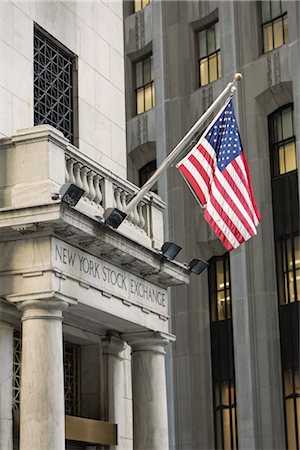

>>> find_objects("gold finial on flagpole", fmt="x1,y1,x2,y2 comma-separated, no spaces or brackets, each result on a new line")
234,72,243,81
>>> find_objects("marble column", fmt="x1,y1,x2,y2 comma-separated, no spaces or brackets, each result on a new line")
123,331,175,450
0,322,14,450
17,297,69,450
102,334,126,450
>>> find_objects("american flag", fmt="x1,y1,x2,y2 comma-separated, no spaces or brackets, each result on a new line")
177,100,261,251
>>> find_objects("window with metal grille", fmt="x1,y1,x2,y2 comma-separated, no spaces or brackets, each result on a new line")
269,104,299,450
198,21,221,87
64,342,80,416
133,0,151,13
135,56,155,115
12,330,22,410
261,0,288,53
34,26,75,143
209,254,238,450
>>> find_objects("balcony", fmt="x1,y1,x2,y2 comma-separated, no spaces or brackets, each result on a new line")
0,125,165,250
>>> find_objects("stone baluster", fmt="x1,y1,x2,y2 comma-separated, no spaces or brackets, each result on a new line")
132,205,140,227
66,157,76,184
94,175,102,206
74,162,83,189
87,171,96,202
81,167,89,198
115,187,123,212
137,203,146,230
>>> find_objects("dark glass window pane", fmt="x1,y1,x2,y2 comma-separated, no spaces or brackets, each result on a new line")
271,0,282,18
136,61,143,88
207,24,216,54
262,0,271,22
199,30,207,58
143,58,151,84
281,107,293,140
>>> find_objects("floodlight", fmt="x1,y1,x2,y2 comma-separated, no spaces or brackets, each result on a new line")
161,242,182,261
188,258,209,275
58,183,85,207
104,208,127,229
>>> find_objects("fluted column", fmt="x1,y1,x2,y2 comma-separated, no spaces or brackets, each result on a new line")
102,334,126,450
0,322,14,450
17,297,69,450
123,331,175,450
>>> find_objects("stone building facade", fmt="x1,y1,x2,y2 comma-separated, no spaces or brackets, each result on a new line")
0,2,189,450
124,1,299,450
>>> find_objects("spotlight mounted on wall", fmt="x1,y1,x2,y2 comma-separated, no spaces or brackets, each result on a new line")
161,242,182,261
188,258,209,275
52,183,85,207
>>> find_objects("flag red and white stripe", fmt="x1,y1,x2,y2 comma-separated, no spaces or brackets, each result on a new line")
177,100,260,251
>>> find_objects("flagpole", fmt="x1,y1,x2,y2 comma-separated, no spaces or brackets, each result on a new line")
105,73,242,228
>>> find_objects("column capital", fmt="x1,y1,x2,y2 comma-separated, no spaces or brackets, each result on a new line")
6,291,77,322
102,333,126,357
122,331,176,354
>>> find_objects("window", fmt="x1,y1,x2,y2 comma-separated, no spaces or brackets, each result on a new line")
269,104,299,449
13,330,22,410
139,159,157,188
215,381,238,450
269,105,296,176
284,368,300,450
209,254,231,321
64,342,80,416
134,0,151,13
34,26,76,143
261,0,288,53
198,21,221,87
209,254,238,449
276,235,300,305
135,56,155,115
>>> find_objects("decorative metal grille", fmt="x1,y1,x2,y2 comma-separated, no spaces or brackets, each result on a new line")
34,27,74,142
64,342,80,416
13,330,22,410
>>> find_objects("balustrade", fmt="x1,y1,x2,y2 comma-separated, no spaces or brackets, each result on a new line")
65,148,153,239
0,125,165,250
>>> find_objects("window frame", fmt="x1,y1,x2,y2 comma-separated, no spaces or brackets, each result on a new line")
33,25,77,144
268,104,296,178
197,20,222,88
209,253,238,450
261,0,288,53
134,55,155,115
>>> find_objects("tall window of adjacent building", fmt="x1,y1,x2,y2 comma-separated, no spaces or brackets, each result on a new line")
135,55,155,115
198,21,221,87
133,0,151,13
269,104,299,450
34,26,76,143
262,0,288,53
209,254,238,450
64,341,81,416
